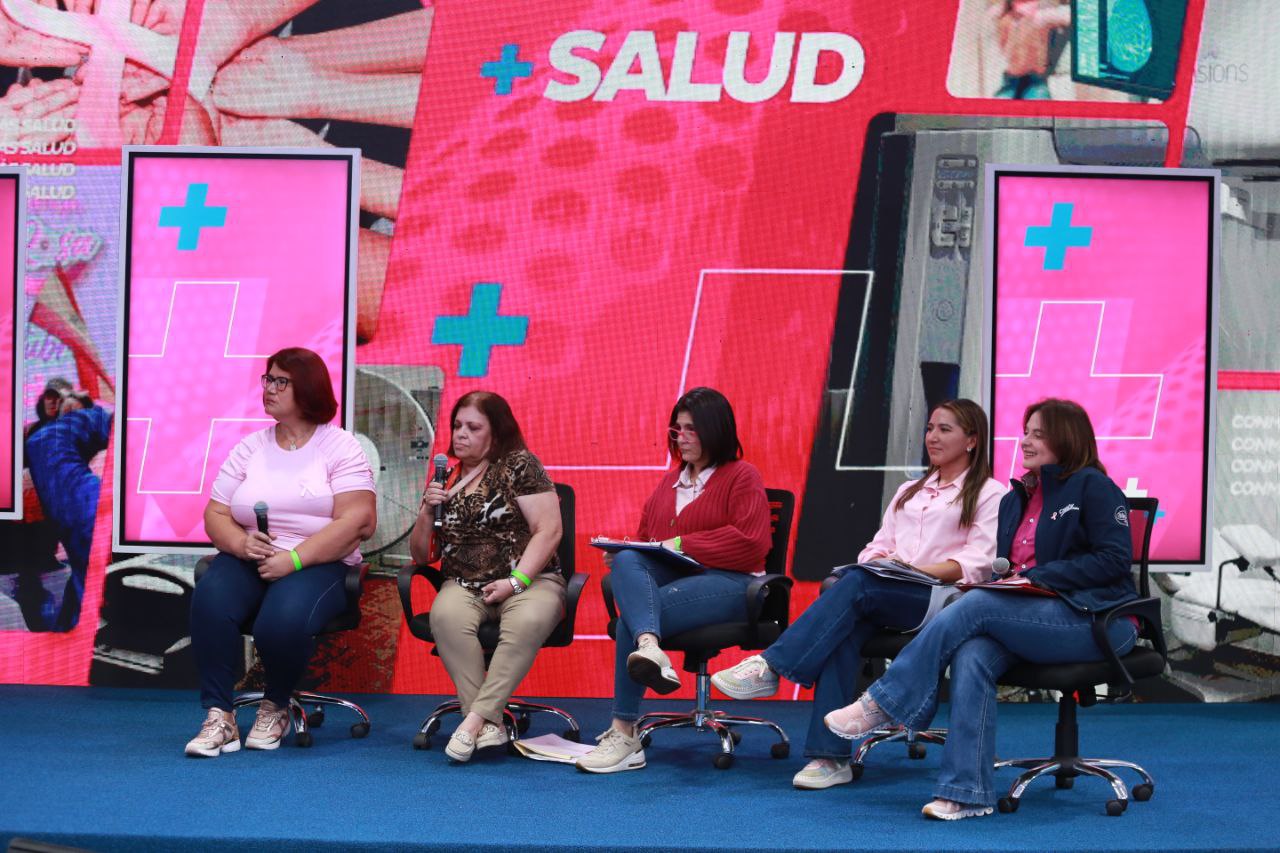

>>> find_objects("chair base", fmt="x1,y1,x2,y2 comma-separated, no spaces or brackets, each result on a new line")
414,697,581,750
636,672,790,769
850,725,947,776
233,690,370,748
995,754,1155,816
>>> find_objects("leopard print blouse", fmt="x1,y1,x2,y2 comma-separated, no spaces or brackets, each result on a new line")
439,449,558,583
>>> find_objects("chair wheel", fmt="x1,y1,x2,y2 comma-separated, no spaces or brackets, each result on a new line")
998,797,1018,813
563,729,581,743
1055,775,1075,789
516,715,532,734
309,710,325,728
907,743,926,760
1106,799,1127,816
1132,783,1153,802
295,731,313,748
413,733,432,750
848,763,864,781
713,753,734,770
729,730,743,745
640,734,652,748
350,722,370,739
770,742,790,759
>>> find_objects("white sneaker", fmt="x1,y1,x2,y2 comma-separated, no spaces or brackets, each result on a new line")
626,644,681,695
476,722,509,749
921,799,994,821
243,699,291,750
792,758,854,789
711,654,780,700
575,727,646,774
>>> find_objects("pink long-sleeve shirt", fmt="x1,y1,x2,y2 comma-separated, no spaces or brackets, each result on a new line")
858,470,1007,583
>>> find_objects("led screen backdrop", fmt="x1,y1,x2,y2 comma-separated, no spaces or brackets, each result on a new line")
988,166,1217,568
0,170,21,518
114,148,358,553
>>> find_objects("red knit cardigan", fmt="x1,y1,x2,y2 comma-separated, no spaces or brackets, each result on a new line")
635,460,772,573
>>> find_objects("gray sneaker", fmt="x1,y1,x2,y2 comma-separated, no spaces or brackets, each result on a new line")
711,654,780,700
626,644,681,694
575,727,646,774
184,709,241,757
792,758,854,789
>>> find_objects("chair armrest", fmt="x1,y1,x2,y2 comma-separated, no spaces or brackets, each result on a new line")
1089,596,1165,687
600,572,617,623
561,573,590,631
744,573,793,646
396,563,445,625
344,564,366,601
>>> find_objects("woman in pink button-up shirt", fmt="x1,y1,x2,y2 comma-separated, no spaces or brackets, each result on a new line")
710,399,1005,790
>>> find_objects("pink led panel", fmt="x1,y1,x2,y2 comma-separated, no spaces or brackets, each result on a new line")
0,171,20,518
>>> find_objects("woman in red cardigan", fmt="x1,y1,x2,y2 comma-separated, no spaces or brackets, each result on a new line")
575,387,772,773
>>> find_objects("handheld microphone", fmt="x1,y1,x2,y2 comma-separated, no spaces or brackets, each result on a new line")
431,453,449,529
253,501,270,537
991,557,1011,578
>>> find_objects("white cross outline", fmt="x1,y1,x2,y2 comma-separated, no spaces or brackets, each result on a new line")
126,279,272,495
994,299,1165,475
544,268,874,472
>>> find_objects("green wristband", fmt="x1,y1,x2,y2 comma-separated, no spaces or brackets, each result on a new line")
672,536,682,553
290,549,303,572
511,568,532,588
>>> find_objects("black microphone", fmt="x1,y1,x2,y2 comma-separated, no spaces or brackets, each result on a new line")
431,453,449,529
991,557,1011,578
253,501,270,537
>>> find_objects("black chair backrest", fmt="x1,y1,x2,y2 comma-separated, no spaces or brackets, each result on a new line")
554,482,575,581
763,488,795,577
1125,496,1158,599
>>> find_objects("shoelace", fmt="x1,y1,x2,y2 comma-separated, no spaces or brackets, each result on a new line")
737,656,769,678
253,706,287,732
198,713,231,740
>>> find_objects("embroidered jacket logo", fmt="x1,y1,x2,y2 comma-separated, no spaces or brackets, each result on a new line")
544,31,866,104
1050,503,1080,521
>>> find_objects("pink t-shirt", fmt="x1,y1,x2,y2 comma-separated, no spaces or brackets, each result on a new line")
210,423,375,566
858,470,1007,584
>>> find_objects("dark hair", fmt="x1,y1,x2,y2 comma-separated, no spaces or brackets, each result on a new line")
1024,398,1105,477
34,377,73,424
450,390,527,462
894,399,993,528
266,347,338,424
667,386,743,467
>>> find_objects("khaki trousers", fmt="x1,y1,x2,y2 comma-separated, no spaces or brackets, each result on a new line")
429,572,566,723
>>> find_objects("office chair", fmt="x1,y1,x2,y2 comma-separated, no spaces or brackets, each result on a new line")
193,557,371,747
994,496,1166,815
398,483,588,747
601,488,796,769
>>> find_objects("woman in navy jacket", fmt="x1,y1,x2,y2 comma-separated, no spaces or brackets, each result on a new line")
822,398,1139,820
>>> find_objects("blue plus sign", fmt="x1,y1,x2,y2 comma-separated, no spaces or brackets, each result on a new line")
1024,202,1092,271
432,283,528,377
481,44,533,95
158,183,227,251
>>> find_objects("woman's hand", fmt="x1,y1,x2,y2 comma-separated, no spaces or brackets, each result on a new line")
241,530,274,562
257,549,295,581
480,578,515,606
420,481,448,514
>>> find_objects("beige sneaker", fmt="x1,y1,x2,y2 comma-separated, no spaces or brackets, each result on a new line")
792,758,854,789
185,708,241,757
244,700,291,750
921,798,994,821
575,727,646,774
626,644,681,694
476,722,509,749
824,694,890,740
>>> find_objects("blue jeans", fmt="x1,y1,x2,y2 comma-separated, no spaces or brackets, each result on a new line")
609,549,753,721
866,590,1138,806
995,73,1052,99
190,552,350,711
762,569,930,758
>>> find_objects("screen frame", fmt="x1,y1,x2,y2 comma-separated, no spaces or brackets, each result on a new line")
112,146,361,554
0,167,24,519
982,163,1221,571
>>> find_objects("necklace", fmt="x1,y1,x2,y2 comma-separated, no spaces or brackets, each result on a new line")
281,425,315,451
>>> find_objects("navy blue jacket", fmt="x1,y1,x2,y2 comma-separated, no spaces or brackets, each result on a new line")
996,464,1136,613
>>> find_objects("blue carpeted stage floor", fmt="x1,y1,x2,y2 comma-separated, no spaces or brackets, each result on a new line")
1,686,1277,852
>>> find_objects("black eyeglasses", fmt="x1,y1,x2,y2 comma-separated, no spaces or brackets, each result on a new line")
260,374,291,392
